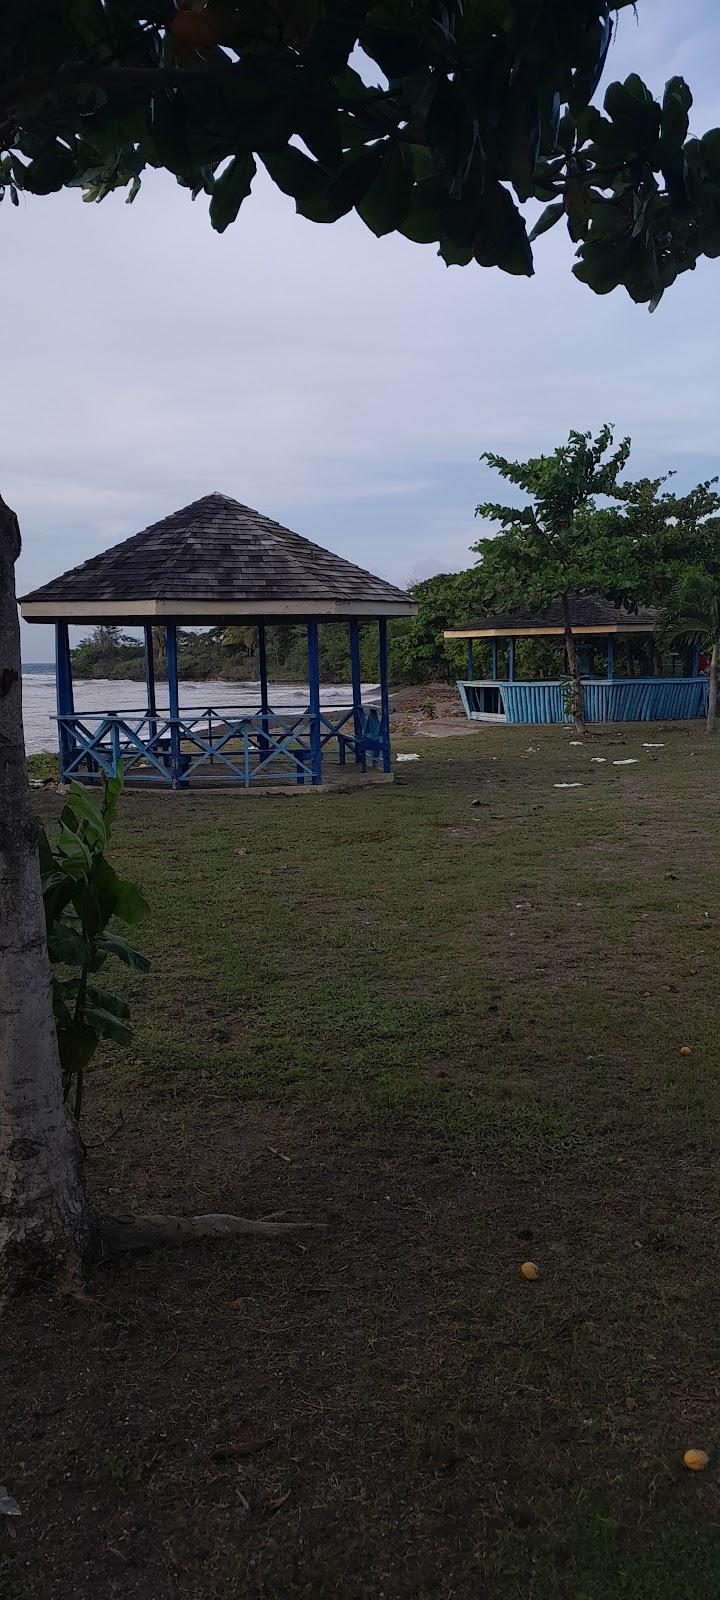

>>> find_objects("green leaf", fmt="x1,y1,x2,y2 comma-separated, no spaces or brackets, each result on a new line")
64,781,107,847
438,234,474,268
700,129,720,181
324,149,384,221
496,70,540,203
292,71,342,167
101,767,125,837
85,987,132,1045
209,153,257,233
603,75,661,160
47,924,92,968
661,76,692,155
55,823,93,874
528,199,564,242
259,146,330,222
114,878,150,926
357,145,413,237
56,1019,98,1081
96,932,150,973
18,147,77,195
474,181,534,278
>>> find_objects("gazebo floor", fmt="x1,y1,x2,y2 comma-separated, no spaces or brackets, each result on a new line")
118,760,394,795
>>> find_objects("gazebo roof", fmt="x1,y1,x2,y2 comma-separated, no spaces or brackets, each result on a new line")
444,592,658,639
20,492,416,622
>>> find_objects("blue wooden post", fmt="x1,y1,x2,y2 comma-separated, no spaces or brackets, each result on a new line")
349,618,363,760
378,617,391,774
691,641,700,676
166,623,183,787
55,622,74,778
466,640,474,680
307,620,322,785
143,624,157,744
258,621,269,757
491,639,498,679
607,635,614,679
507,637,515,682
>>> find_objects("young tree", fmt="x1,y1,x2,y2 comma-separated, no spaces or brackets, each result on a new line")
2,3,720,308
662,571,720,735
611,476,720,733
474,427,631,730
395,569,487,683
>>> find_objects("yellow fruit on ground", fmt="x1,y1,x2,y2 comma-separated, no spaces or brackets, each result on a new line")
680,1044,693,1055
683,1449,709,1471
520,1261,539,1281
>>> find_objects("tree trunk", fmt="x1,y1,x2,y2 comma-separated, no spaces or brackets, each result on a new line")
707,641,718,735
561,592,586,733
0,497,89,1293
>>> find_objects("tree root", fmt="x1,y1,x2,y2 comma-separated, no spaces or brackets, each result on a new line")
92,1211,324,1257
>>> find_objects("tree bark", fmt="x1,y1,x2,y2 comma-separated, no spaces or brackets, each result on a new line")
0,497,89,1293
707,641,718,735
561,592,586,733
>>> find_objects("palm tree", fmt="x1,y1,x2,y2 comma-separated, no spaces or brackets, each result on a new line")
662,570,720,734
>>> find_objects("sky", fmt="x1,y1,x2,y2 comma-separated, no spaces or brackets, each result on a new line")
6,1,720,661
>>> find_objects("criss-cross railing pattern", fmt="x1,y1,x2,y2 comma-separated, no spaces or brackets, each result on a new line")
55,701,383,787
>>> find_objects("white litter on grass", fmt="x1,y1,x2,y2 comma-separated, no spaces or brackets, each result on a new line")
643,742,665,748
0,1488,21,1519
554,782,583,789
613,758,638,766
396,753,419,762
569,740,584,746
590,757,607,764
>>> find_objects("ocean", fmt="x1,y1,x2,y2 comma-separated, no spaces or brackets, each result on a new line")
21,666,379,757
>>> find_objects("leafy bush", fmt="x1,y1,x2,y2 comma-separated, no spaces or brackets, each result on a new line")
27,750,60,782
38,767,150,1120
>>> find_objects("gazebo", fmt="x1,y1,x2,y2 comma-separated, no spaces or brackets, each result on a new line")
444,593,706,724
20,492,416,788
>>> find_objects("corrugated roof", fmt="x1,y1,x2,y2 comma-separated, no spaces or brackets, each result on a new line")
445,592,658,637
20,493,414,617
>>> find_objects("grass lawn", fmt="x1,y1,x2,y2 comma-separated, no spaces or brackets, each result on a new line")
5,722,720,1598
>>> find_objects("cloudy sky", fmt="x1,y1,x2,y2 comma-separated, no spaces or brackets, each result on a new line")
7,0,720,660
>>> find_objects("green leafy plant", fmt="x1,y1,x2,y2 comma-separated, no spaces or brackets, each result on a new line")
37,767,150,1121
2,3,720,306
660,570,720,735
26,750,60,782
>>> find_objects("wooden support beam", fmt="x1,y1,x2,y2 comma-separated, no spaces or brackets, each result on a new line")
507,637,515,682
307,620,322,785
55,621,74,779
166,624,184,788
378,617,391,774
258,621,269,755
349,619,362,761
466,639,474,680
491,640,498,679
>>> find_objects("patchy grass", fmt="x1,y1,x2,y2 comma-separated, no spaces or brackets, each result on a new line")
5,723,720,1598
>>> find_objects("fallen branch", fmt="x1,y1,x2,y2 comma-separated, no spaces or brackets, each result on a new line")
94,1211,324,1256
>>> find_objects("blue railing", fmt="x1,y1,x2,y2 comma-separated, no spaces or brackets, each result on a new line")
55,702,385,787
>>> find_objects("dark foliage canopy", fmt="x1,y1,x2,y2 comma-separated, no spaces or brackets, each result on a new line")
2,1,718,305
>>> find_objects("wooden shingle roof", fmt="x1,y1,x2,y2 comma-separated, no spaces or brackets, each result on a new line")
20,493,416,622
444,592,658,639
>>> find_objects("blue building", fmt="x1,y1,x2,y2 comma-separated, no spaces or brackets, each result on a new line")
444,593,705,725
21,493,416,788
